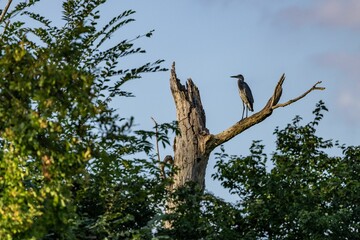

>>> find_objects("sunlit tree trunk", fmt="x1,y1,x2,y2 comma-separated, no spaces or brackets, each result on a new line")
169,65,210,191
168,62,324,192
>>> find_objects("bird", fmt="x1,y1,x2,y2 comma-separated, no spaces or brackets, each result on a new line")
231,74,254,119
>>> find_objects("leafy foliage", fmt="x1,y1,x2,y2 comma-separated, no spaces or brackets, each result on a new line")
0,0,168,239
1,1,359,239
213,101,360,239
158,182,242,240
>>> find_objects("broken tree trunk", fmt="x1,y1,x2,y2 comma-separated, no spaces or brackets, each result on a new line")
169,64,210,191
169,62,324,191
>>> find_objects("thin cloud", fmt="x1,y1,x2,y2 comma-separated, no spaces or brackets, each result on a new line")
314,51,360,122
338,86,360,123
315,52,360,77
274,0,360,29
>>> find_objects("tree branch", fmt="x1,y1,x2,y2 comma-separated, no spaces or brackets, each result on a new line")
151,117,163,177
151,117,175,179
272,81,325,109
0,0,13,23
151,117,161,162
205,75,325,154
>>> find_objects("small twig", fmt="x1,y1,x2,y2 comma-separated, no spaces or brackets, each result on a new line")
151,117,174,179
151,117,162,175
0,0,13,23
272,81,325,109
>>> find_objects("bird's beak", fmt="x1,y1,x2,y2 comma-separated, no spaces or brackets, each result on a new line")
230,75,237,78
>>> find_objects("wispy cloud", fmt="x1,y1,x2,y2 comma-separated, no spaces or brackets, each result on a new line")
274,0,360,29
338,85,360,123
314,51,360,121
315,52,360,77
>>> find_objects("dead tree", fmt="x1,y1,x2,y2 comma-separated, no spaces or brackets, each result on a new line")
169,62,324,192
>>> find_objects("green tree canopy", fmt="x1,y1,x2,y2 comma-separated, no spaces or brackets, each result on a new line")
1,1,359,239
213,101,360,239
154,101,359,240
0,0,168,239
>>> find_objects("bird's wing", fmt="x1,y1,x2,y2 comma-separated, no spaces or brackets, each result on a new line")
244,83,254,104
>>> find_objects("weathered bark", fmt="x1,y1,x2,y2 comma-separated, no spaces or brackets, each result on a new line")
169,64,210,191
169,62,324,191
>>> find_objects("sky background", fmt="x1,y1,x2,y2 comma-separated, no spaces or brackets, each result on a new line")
24,0,360,202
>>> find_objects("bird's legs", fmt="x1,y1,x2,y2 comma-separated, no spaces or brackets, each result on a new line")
241,103,245,119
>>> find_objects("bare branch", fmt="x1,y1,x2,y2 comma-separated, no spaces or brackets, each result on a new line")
151,117,161,164
0,0,13,23
151,117,175,179
167,63,325,194
205,75,325,154
269,73,285,106
272,81,325,109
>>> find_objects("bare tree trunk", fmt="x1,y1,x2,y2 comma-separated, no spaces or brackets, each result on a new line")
168,62,324,191
169,64,210,191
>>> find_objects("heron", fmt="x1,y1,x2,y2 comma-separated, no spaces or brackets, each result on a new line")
231,74,254,119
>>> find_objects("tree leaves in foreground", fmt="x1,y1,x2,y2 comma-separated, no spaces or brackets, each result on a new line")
213,101,360,239
0,0,167,239
1,1,359,239
157,101,359,240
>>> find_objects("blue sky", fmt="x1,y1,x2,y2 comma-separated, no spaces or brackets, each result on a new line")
27,0,360,201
